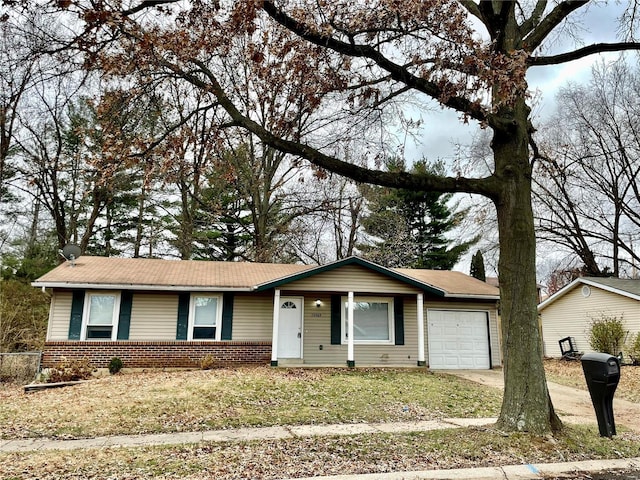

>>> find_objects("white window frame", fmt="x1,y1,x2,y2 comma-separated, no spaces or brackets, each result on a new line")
188,293,223,341
81,291,121,341
341,296,394,345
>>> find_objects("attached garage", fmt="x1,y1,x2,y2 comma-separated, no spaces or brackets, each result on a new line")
427,310,491,369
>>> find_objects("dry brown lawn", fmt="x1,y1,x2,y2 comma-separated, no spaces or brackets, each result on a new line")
544,358,640,403
0,367,502,440
2,425,640,480
1,365,639,479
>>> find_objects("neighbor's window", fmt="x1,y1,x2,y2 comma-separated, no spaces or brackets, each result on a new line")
84,292,119,340
342,297,394,344
189,294,222,340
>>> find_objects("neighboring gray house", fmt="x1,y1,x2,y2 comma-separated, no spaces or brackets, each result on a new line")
33,256,501,370
538,277,640,357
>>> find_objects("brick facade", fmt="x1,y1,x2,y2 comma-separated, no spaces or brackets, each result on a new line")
42,341,272,369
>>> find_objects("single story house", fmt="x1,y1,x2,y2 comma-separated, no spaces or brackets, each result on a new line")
33,256,501,370
538,276,640,357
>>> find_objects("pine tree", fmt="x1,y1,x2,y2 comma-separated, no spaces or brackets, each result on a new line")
359,158,477,269
470,250,486,282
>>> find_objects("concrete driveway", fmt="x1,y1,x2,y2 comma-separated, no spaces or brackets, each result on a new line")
442,369,640,432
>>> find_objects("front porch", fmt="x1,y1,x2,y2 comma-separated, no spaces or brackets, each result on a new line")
269,289,427,368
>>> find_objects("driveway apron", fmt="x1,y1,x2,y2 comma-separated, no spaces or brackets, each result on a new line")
442,369,640,432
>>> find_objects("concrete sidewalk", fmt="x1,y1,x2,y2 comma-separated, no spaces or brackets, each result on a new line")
2,417,640,479
292,457,640,480
0,417,494,452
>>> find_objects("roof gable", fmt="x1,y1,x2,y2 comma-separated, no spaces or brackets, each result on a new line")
254,256,446,296
538,276,640,311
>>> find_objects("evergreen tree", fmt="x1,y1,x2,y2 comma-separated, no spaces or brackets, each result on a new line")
470,250,486,282
189,165,254,262
359,158,477,269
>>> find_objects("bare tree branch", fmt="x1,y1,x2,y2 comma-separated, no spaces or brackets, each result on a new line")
530,42,640,66
122,0,178,17
157,54,496,198
262,1,488,123
520,1,548,38
523,0,588,51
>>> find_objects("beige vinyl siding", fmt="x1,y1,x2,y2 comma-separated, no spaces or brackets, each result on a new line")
301,296,499,367
128,293,179,340
541,286,640,357
232,293,273,341
47,291,73,340
424,301,500,368
302,295,419,366
284,265,422,295
129,292,272,341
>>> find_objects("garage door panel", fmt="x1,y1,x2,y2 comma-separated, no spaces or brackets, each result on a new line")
458,357,476,368
427,310,490,370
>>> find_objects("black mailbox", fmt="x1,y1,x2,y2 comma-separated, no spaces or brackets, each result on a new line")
581,352,620,437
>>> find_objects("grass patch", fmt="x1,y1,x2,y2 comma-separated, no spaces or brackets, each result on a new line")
1,425,638,479
0,367,502,439
544,358,640,403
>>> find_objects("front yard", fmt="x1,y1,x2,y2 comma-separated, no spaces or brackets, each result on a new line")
0,367,501,440
1,365,639,479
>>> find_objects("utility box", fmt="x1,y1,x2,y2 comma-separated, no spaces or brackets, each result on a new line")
580,352,620,437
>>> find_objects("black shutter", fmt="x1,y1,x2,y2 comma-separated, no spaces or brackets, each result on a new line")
221,293,234,340
176,292,190,340
331,294,341,345
117,291,133,340
394,296,405,345
68,290,85,340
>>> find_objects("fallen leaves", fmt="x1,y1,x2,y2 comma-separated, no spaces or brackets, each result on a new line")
0,367,501,440
2,426,640,480
544,358,640,403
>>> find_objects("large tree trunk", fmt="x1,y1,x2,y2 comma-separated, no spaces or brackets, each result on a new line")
493,101,562,434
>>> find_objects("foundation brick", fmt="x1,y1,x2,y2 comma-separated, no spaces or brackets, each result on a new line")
42,341,272,369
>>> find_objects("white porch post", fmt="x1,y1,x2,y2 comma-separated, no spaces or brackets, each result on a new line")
417,293,426,367
347,291,355,368
271,289,281,367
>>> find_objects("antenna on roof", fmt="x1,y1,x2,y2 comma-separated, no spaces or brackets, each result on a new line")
60,244,82,267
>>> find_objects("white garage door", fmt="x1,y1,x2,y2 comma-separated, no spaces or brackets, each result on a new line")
427,310,490,369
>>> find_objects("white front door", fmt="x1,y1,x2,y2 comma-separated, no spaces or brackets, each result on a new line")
278,297,303,358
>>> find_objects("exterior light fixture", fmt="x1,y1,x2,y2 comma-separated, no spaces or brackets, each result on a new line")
315,299,322,307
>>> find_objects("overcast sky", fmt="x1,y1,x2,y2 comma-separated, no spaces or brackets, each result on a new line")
404,2,632,165
402,2,636,278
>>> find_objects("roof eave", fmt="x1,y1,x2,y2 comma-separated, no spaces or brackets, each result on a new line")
443,293,500,300
31,281,254,292
538,276,640,312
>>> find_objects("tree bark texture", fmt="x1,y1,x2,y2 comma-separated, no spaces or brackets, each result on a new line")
492,101,562,433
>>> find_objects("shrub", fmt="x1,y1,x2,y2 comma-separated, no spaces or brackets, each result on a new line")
199,354,218,370
0,353,40,384
47,357,94,383
108,357,124,374
0,279,50,352
626,332,640,365
588,314,627,355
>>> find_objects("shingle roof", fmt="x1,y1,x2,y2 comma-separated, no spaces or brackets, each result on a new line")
33,256,312,290
582,277,640,297
395,268,500,297
33,256,500,298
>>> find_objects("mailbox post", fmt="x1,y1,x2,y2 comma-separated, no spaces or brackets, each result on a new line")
580,352,620,437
